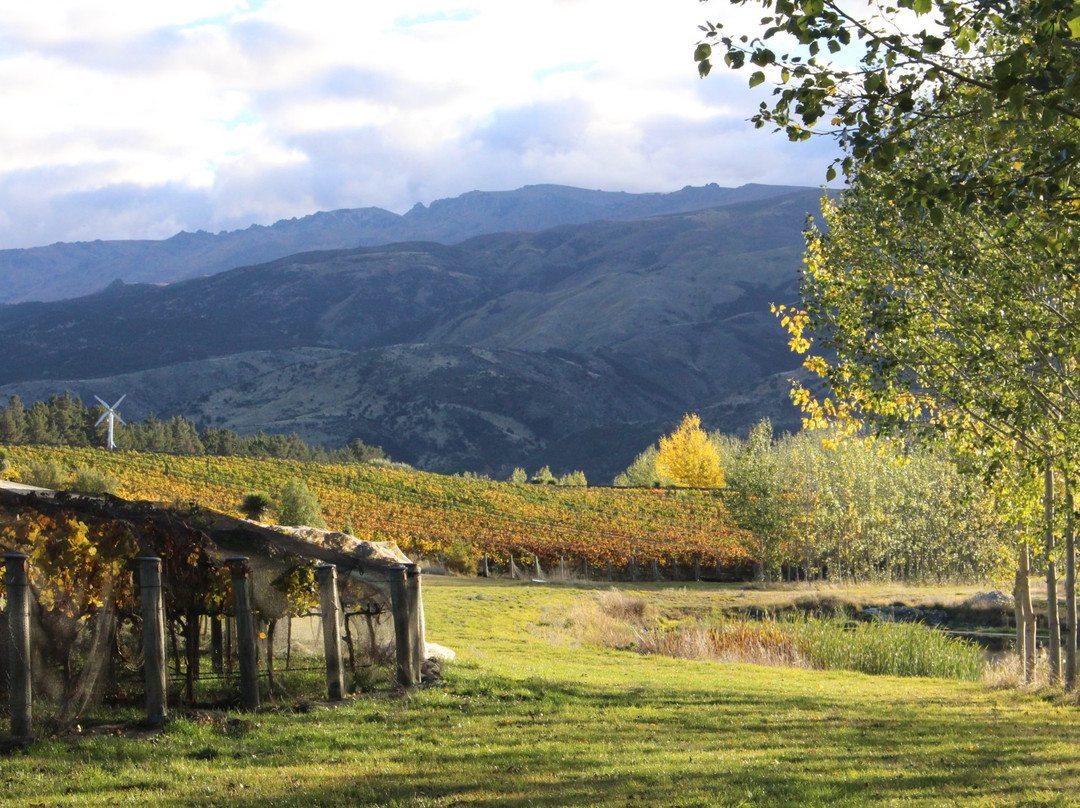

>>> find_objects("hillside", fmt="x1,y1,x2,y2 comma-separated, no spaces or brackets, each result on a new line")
0,445,747,571
0,189,820,478
0,183,806,304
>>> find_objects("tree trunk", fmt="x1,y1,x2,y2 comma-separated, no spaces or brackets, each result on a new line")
1016,543,1036,684
1046,460,1061,684
1066,474,1077,691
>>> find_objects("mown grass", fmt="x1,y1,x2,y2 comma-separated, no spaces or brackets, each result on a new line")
3,579,1080,806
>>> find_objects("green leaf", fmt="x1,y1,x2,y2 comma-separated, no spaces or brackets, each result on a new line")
913,0,931,14
694,43,712,62
749,70,766,88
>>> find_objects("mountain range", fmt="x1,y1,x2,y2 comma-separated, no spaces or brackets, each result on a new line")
0,183,824,481
0,183,809,305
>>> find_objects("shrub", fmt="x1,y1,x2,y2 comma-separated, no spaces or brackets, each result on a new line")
240,491,272,521
20,460,69,489
530,466,556,485
509,467,528,484
441,541,478,575
557,470,587,486
68,466,118,495
277,478,326,528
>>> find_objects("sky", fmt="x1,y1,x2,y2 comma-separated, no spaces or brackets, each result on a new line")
0,0,840,250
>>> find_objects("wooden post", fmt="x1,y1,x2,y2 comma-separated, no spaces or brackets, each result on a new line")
482,554,490,578
5,553,31,737
405,564,424,685
265,619,276,698
652,558,660,582
509,555,518,579
694,558,702,582
559,555,567,579
583,558,589,580
225,616,234,674
210,615,224,675
226,558,260,711
606,560,614,582
388,566,414,687
630,557,637,582
316,565,345,700
137,557,167,725
534,556,542,580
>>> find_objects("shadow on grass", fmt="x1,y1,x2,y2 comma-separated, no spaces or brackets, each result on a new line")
17,663,1078,808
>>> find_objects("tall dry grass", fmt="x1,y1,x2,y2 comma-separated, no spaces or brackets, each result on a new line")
574,590,985,680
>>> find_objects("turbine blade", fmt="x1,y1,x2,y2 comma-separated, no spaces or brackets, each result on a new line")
112,394,126,409
115,415,126,426
94,395,108,408
95,413,108,426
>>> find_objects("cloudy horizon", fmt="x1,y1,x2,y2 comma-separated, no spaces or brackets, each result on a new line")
0,1,839,251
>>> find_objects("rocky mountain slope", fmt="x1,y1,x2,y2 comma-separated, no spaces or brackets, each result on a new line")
0,186,823,479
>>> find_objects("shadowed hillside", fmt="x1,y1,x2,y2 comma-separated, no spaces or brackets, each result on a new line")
0,188,822,479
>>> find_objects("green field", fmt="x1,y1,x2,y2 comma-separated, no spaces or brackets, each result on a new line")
2,578,1078,807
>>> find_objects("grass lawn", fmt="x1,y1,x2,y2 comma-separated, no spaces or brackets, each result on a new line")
2,578,1079,806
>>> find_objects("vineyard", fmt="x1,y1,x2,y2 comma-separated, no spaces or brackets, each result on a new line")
0,445,751,572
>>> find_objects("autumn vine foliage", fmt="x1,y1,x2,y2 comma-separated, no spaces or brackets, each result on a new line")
0,512,137,617
1,445,751,570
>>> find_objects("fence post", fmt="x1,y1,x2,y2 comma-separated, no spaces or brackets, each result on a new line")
694,557,702,582
606,559,614,582
5,554,31,737
316,565,345,701
210,616,224,675
482,554,490,578
225,558,260,711
534,556,542,580
405,564,424,685
137,557,168,725
389,566,414,687
509,555,518,579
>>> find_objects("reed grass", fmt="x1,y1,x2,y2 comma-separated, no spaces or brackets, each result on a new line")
583,593,985,680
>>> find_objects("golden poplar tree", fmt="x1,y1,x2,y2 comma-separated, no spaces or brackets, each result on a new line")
654,413,725,488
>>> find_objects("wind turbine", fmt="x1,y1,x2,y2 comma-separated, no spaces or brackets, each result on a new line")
94,395,126,450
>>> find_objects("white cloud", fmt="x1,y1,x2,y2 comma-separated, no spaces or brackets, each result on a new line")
0,0,838,249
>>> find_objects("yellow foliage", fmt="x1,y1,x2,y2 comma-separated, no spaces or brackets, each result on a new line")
1,514,137,617
655,414,726,488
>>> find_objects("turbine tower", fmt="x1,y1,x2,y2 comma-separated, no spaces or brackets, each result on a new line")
94,395,126,450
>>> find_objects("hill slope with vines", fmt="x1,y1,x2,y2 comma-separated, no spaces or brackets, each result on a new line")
1,445,748,572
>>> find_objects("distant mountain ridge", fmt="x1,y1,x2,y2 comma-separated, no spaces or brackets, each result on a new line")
0,183,808,304
0,187,822,480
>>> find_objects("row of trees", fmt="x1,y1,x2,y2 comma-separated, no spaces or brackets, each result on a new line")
618,416,1009,583
0,393,386,464
696,0,1080,684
